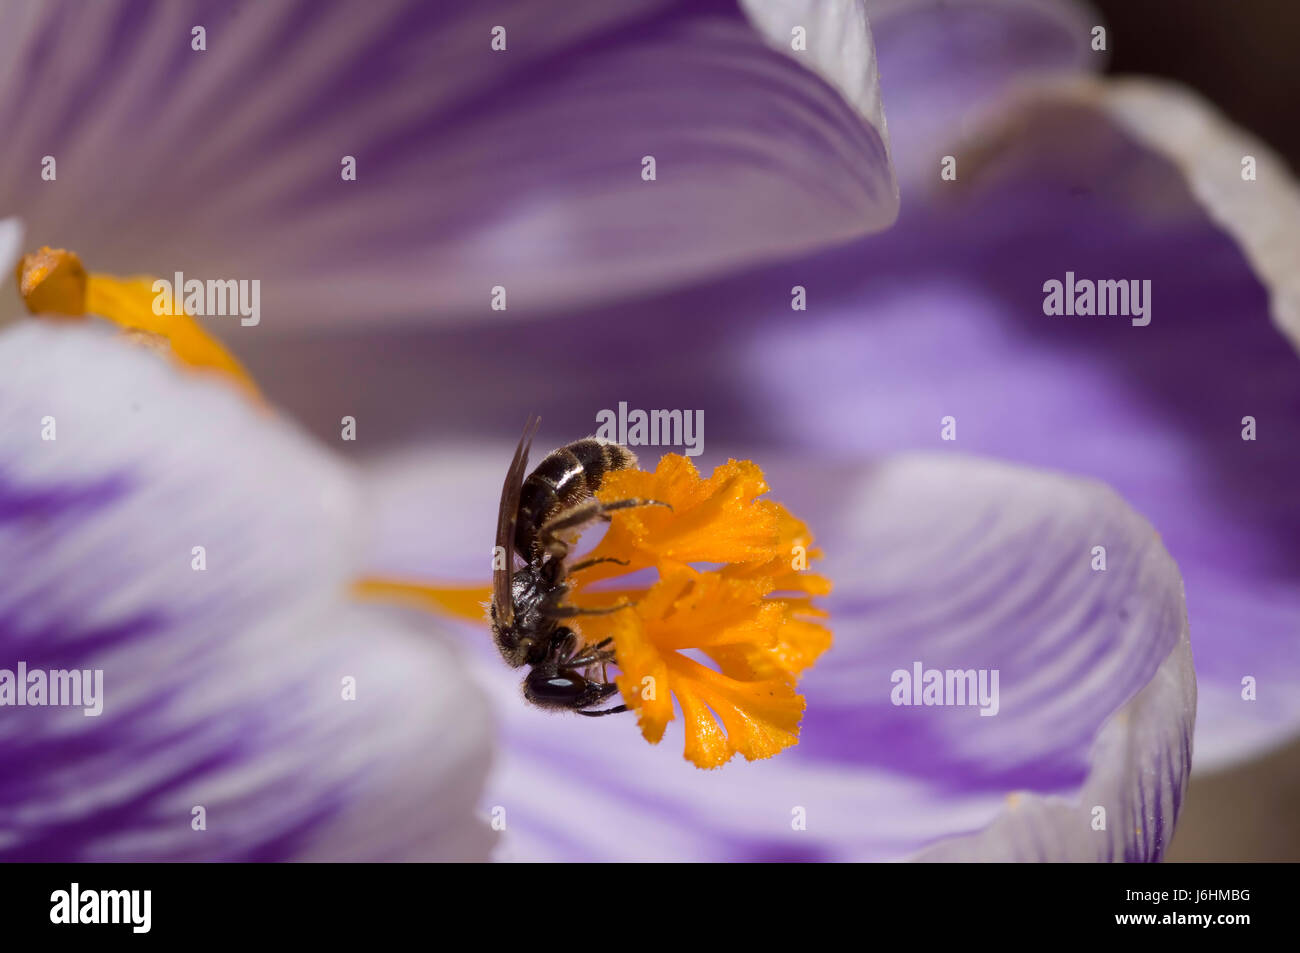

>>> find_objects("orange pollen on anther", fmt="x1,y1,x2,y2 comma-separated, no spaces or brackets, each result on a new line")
564,454,832,769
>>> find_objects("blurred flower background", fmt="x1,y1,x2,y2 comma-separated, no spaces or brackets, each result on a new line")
1,0,1297,861
1082,0,1300,862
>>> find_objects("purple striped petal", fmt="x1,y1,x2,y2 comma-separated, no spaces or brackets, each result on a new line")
864,0,1098,187
362,449,1192,861
926,77,1300,769
0,321,492,860
324,74,1300,773
0,0,896,328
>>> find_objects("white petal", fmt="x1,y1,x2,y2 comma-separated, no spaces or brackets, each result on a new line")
0,322,493,859
1075,78,1300,351
916,637,1195,860
739,0,892,154
0,217,22,325
939,77,1300,769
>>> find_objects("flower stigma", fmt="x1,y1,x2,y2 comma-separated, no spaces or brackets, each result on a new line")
14,246,260,399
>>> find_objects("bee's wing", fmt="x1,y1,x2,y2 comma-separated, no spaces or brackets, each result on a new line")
493,414,541,627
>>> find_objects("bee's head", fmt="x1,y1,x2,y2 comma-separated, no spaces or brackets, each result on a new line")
490,565,554,667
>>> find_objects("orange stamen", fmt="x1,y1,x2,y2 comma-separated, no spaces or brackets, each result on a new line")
15,247,260,400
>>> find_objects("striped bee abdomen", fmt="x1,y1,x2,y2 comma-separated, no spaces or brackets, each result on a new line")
514,438,636,557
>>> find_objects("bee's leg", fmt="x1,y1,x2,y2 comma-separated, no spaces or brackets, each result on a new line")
548,626,580,659
561,636,613,662
539,583,635,620
537,499,673,558
567,555,630,574
566,639,622,712
595,498,673,521
577,703,628,718
536,500,600,560
557,636,616,686
564,639,616,670
574,682,628,717
540,600,636,620
593,656,613,684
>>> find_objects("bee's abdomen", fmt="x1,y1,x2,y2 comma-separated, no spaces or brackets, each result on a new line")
515,439,636,556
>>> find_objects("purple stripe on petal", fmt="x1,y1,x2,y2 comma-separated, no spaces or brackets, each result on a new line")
0,322,493,860
1,0,896,328
322,75,1300,773
0,471,132,520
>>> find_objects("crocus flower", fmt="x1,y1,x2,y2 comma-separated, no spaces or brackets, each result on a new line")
0,0,904,861
6,0,1290,862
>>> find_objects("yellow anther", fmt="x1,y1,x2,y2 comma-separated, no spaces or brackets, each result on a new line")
15,247,87,316
16,247,260,400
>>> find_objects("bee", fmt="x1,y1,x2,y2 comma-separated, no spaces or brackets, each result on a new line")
491,415,670,715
